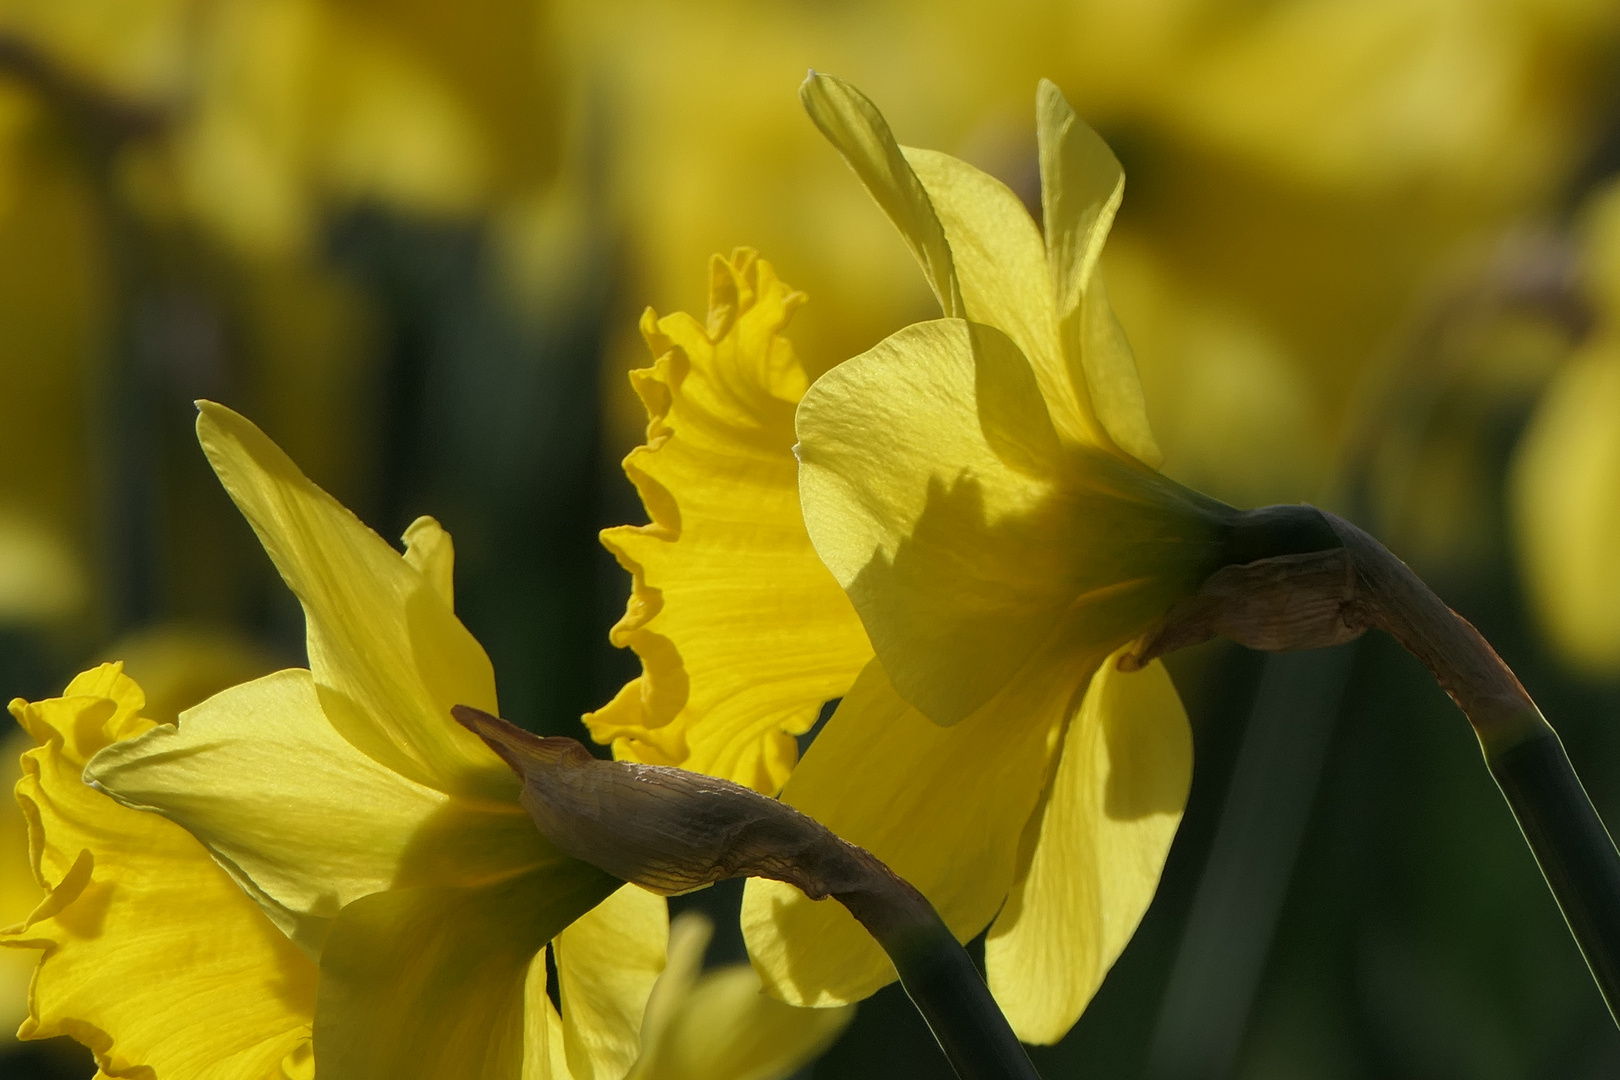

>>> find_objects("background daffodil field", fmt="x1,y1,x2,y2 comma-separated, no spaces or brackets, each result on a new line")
3,0,1620,1078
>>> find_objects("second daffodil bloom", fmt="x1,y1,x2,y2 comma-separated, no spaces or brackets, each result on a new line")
63,402,667,1080
733,75,1247,1043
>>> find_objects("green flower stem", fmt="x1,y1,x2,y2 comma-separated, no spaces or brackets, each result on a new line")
1487,726,1620,1015
1133,505,1620,1022
453,706,1042,1080
834,872,1041,1080
1145,506,1620,1023
1326,516,1620,1022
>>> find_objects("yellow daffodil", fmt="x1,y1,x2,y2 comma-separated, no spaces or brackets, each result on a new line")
593,87,1228,1041
58,402,666,1080
0,621,276,1052
2,664,317,1076
4,666,846,1079
1512,179,1620,674
587,248,871,795
733,75,1240,1044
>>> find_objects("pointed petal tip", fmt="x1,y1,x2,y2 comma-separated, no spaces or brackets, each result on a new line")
449,705,535,767
449,706,585,779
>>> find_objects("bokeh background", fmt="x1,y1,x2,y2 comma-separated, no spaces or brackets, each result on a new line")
5,1,1620,1078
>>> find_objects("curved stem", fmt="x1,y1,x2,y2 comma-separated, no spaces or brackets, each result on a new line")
1328,516,1620,1023
1130,504,1620,1023
453,705,1041,1080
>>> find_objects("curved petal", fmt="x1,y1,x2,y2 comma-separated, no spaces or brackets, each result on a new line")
1038,79,1123,322
901,146,1094,448
797,317,1224,726
403,515,457,606
195,401,509,799
86,669,549,957
635,915,853,1080
741,658,1071,1006
314,863,621,1080
554,884,668,1080
1037,79,1161,468
985,654,1190,1044
799,73,963,319
1,665,315,1078
590,251,871,794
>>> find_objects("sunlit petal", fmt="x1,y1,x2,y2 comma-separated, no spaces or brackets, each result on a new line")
1,666,315,1078
799,72,963,319
741,659,1070,1006
985,654,1190,1043
196,400,508,798
1037,79,1162,468
901,146,1093,448
797,315,1225,726
87,669,548,956
554,884,668,1080
590,251,870,793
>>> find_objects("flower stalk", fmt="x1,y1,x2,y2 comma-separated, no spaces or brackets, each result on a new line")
1128,505,1620,1025
452,706,1042,1080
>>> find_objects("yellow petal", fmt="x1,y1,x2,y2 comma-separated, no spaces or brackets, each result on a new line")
799,72,964,319
1037,80,1163,468
523,945,568,1080
1,728,40,1044
315,864,620,1080
1077,269,1163,469
901,146,1094,449
590,251,871,794
195,400,509,798
796,316,1224,726
635,915,853,1080
630,911,711,1072
403,514,457,607
86,668,549,956
1,665,316,1078
741,658,1069,1006
554,884,668,1080
985,654,1191,1044
1038,79,1123,320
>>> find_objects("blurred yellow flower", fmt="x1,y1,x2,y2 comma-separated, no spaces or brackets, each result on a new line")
1512,180,1620,674
566,0,1619,505
97,621,279,724
587,249,871,795
78,402,665,1080
0,0,562,256
630,912,853,1080
738,76,1229,1045
0,83,102,629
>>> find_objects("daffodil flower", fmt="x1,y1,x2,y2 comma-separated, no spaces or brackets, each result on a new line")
67,403,666,1080
595,226,1223,1043
2,664,317,1078
733,75,1246,1044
